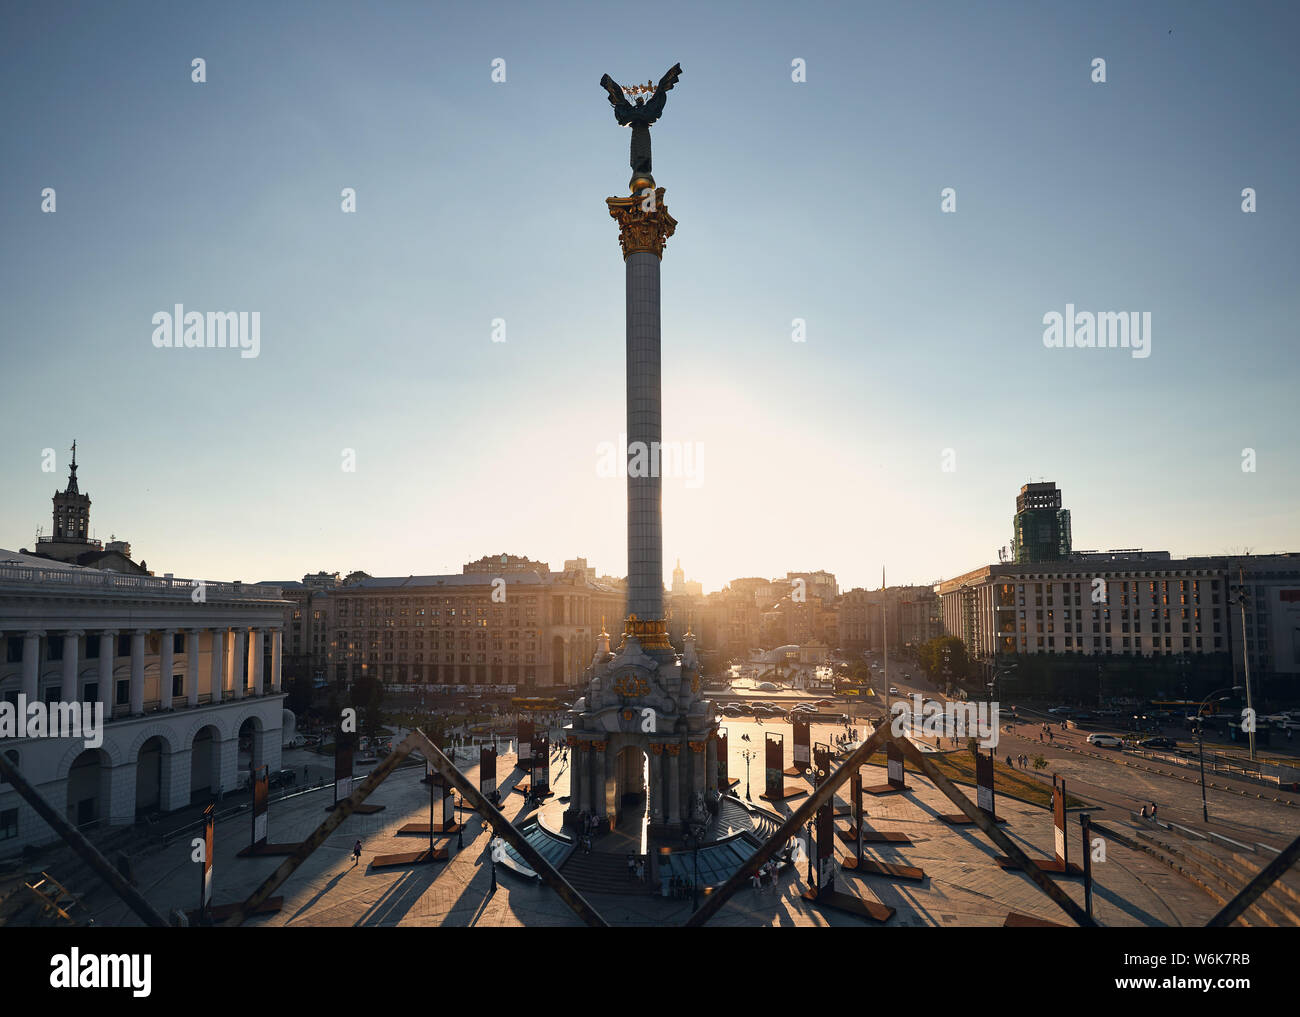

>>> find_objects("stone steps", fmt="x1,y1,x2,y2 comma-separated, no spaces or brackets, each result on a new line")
561,851,653,896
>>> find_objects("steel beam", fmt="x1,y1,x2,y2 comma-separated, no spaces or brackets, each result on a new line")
225,728,608,928
1208,830,1300,927
0,749,169,928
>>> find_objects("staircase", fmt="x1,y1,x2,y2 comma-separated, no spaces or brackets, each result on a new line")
561,851,653,896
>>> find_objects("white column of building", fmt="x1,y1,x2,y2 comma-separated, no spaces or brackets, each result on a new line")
252,628,265,696
129,630,146,715
107,760,137,826
62,630,82,701
232,628,246,699
22,630,42,701
187,629,202,708
210,628,225,704
160,747,191,811
159,629,175,711
270,628,283,693
98,630,116,712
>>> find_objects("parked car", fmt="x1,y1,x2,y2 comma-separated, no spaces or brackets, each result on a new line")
888,687,899,695
269,768,298,789
1086,733,1124,748
1048,706,1074,715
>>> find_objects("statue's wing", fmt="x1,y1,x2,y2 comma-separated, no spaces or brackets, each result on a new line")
657,63,683,94
600,73,626,106
643,63,682,119
600,72,635,124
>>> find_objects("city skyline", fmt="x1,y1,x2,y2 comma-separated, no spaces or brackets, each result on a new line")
3,1,1298,597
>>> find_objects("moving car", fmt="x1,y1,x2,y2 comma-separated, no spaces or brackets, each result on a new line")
1138,737,1177,750
888,687,899,695
1086,733,1124,748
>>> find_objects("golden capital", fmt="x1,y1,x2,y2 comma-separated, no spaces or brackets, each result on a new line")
606,188,676,259
620,612,673,651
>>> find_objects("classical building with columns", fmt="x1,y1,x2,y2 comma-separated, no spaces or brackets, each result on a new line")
0,548,288,856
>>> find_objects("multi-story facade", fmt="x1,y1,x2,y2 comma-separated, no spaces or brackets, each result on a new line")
835,586,942,654
292,559,623,691
937,553,1300,698
1,549,287,856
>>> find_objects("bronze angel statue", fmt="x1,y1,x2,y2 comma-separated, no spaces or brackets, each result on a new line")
599,63,682,176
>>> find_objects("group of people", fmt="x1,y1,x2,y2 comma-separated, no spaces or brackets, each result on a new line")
1140,801,1159,819
575,810,603,854
625,854,646,882
1005,752,1033,768
749,859,781,890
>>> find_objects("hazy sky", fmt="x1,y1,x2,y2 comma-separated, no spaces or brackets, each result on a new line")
2,1,1297,594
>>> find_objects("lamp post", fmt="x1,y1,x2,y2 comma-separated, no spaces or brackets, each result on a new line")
989,661,1017,704
1229,568,1257,761
1196,686,1242,823
741,745,756,802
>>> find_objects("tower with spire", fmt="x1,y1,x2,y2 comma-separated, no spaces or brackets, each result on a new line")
52,440,91,542
25,443,150,574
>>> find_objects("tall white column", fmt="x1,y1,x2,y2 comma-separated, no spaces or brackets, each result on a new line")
22,630,42,701
159,629,175,710
209,629,225,704
129,630,146,715
98,630,116,712
62,630,82,700
252,628,265,696
270,628,283,693
187,629,202,708
232,628,246,699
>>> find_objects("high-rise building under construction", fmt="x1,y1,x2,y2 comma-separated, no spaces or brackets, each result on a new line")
1012,481,1072,563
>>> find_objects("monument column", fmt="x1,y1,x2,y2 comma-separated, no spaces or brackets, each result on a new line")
608,180,676,656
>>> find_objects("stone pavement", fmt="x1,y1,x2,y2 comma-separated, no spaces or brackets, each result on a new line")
74,726,1226,927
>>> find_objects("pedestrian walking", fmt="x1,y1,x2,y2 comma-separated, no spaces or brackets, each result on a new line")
352,839,362,866
1150,801,1158,819
636,859,645,882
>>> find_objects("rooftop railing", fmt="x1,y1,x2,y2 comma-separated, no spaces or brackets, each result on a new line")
0,561,282,600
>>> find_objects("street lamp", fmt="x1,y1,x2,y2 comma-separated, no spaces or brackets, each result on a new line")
990,661,1017,703
1195,686,1243,823
1229,571,1257,761
740,745,756,802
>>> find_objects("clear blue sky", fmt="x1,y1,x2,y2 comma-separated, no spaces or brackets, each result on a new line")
2,0,1297,593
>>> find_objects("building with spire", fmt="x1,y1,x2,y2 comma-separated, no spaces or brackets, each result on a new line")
24,443,148,574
